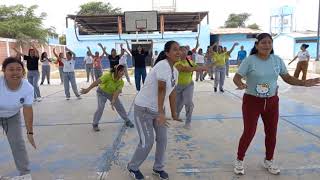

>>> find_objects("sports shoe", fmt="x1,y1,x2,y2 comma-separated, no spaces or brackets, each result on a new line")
234,159,245,175
220,89,224,93
77,95,82,100
92,124,100,132
0,175,10,180
128,168,144,180
125,120,134,128
10,174,32,180
263,159,280,175
37,97,42,102
183,123,191,129
214,87,217,92
66,97,70,100
152,169,169,180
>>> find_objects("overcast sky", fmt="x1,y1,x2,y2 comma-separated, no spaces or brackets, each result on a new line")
1,0,318,34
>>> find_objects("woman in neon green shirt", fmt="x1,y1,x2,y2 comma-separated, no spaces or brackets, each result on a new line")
80,65,134,131
174,46,207,129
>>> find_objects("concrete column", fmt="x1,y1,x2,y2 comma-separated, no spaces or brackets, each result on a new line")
6,39,10,57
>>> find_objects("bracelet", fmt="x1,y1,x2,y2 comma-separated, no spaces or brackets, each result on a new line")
27,132,34,135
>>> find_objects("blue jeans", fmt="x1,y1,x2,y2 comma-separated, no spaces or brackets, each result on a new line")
27,70,41,98
63,72,80,98
134,67,146,91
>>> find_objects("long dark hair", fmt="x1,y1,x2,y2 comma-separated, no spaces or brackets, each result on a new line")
154,41,179,66
250,33,274,55
41,52,47,60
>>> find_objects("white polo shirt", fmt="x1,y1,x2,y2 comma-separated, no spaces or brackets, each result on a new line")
84,56,93,64
0,76,34,118
62,58,76,72
135,59,178,112
298,50,310,62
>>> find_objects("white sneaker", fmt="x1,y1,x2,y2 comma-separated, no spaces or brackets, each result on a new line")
183,123,191,129
37,97,42,102
10,174,32,180
234,159,245,175
263,159,280,175
0,175,10,180
66,97,70,100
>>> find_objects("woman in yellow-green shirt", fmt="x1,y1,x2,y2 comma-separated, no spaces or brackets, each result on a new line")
212,42,238,92
174,46,207,129
81,64,134,131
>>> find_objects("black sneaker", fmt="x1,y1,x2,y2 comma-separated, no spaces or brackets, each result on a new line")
128,168,144,180
125,121,134,128
92,124,100,132
220,89,224,93
153,169,169,180
214,87,217,92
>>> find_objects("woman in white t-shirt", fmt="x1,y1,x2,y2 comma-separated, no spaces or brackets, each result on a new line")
40,52,52,85
83,51,94,82
288,44,310,80
127,41,182,180
119,44,132,84
0,57,36,180
194,48,205,81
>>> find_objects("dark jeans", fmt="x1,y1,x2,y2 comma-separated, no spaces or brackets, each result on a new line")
134,67,147,91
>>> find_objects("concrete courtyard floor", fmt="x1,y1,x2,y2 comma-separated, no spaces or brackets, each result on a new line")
1,71,320,180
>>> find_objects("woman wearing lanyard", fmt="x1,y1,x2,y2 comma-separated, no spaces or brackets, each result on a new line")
0,57,36,180
127,41,181,180
175,46,207,129
233,33,320,175
13,45,42,102
80,64,134,131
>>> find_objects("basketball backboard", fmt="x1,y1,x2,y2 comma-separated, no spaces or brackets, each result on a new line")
124,11,158,32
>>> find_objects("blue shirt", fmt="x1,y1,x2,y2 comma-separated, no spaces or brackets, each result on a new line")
237,50,247,61
237,54,288,97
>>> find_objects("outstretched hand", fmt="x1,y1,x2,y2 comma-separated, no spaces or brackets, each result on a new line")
80,88,90,94
304,78,320,87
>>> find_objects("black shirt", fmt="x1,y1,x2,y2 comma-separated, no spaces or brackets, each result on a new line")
24,55,39,71
132,51,148,68
108,55,120,69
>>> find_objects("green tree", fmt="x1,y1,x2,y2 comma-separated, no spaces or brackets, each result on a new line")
0,4,53,44
77,1,121,15
247,23,260,30
59,34,66,45
224,13,251,28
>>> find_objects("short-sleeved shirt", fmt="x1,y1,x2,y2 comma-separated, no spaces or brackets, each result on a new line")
135,59,179,112
84,56,93,64
23,55,39,71
297,50,310,62
194,53,205,64
132,51,148,68
93,57,102,69
174,59,197,85
62,58,76,72
41,57,51,66
237,54,288,98
237,50,247,61
119,54,128,65
213,52,227,67
99,72,124,94
0,76,34,118
108,55,120,69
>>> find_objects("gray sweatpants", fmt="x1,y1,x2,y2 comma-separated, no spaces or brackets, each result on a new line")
176,82,194,125
93,88,130,125
196,63,204,81
27,70,41,99
0,113,30,175
94,68,103,80
41,65,50,84
85,64,94,82
123,64,131,83
63,72,80,98
58,66,64,83
128,105,167,171
214,66,226,90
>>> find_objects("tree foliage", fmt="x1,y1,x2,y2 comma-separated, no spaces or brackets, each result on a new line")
224,13,251,28
77,1,121,15
59,34,66,45
0,4,55,45
247,23,260,30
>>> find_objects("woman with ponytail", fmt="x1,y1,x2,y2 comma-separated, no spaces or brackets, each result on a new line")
127,41,181,180
233,33,320,176
80,64,134,131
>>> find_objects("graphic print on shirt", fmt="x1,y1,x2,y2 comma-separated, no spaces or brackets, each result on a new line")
256,83,270,97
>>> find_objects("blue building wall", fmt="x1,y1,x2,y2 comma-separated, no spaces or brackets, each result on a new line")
294,37,318,59
218,34,256,65
48,36,59,45
66,25,210,69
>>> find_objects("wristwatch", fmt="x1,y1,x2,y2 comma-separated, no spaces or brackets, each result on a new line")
27,132,34,135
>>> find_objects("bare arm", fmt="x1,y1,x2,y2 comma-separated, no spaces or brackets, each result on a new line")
31,44,39,57
98,43,108,57
66,47,76,58
194,36,200,50
280,73,306,86
169,89,179,120
23,106,36,149
12,47,24,57
53,48,59,58
86,47,95,58
233,73,248,89
80,79,102,94
125,40,132,52
158,81,166,114
288,55,298,65
227,42,239,55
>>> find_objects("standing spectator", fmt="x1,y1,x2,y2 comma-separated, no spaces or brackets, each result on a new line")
288,44,310,80
237,45,247,66
40,52,51,85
